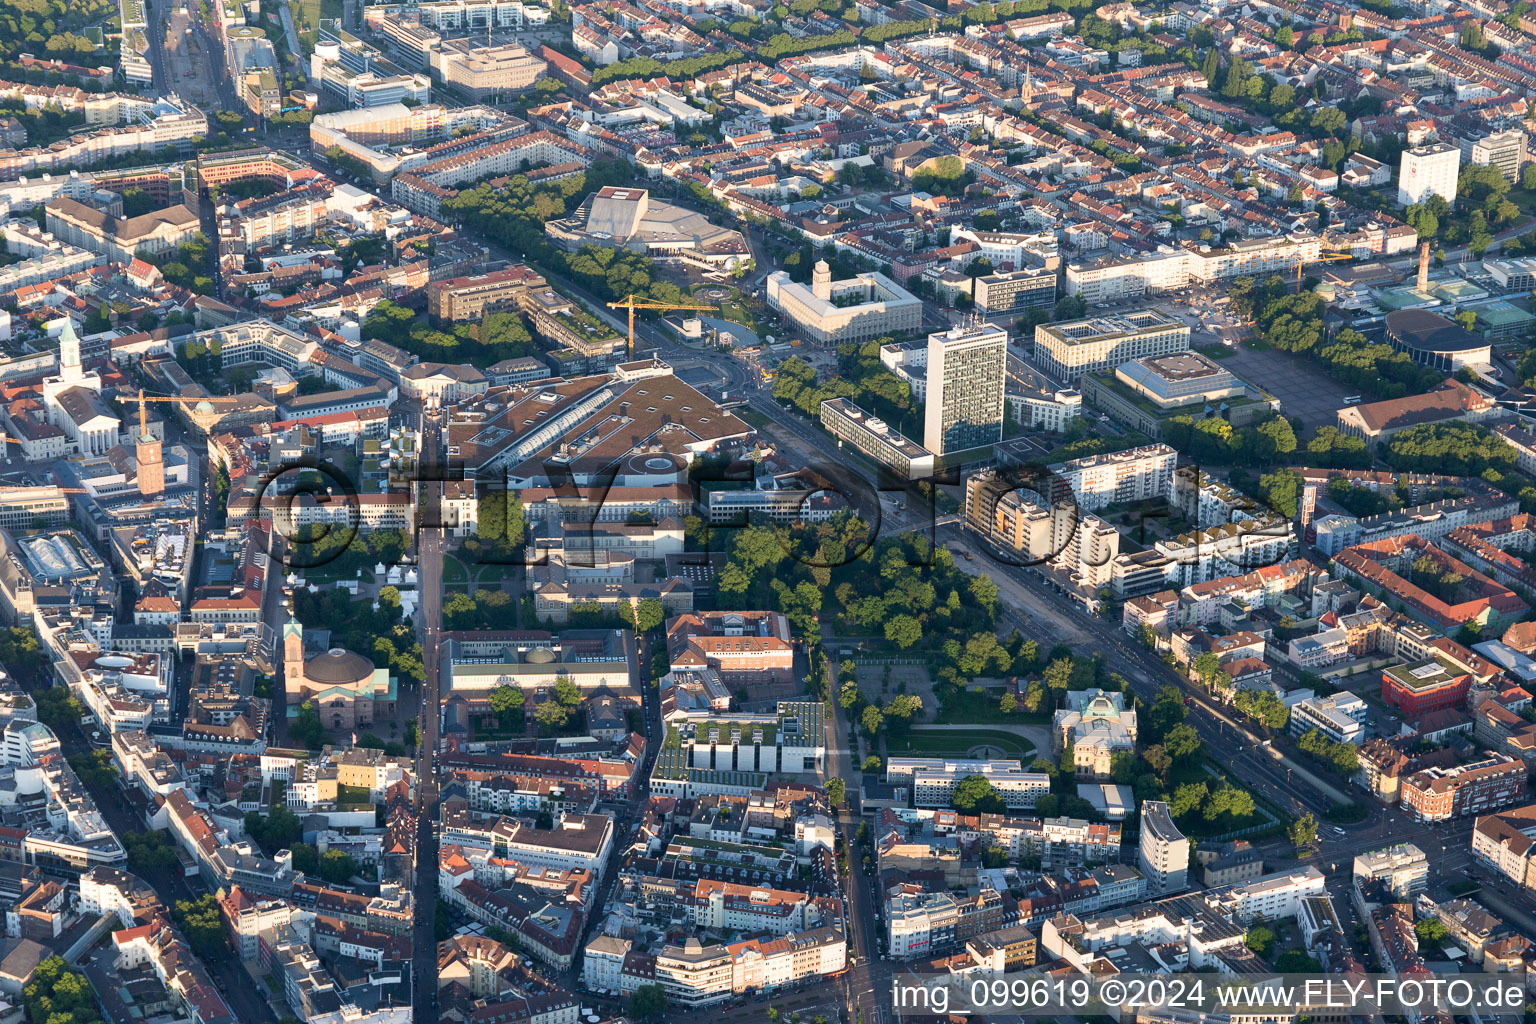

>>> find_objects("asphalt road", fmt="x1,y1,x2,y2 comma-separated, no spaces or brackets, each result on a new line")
949,527,1354,820
573,631,662,981
827,686,892,1024
413,400,446,1023
146,0,171,96
188,2,240,111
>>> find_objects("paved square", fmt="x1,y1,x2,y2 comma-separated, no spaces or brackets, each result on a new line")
1216,343,1359,437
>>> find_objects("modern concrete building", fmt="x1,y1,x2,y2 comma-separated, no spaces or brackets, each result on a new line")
1290,691,1368,744
1353,843,1428,897
820,398,935,479
1136,799,1189,894
1114,351,1244,408
973,266,1058,315
430,40,547,98
965,469,1079,560
1459,127,1527,183
441,630,639,712
309,34,430,108
922,320,1007,456
546,187,750,271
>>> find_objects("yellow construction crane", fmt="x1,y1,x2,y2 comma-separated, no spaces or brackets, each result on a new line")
1297,252,1355,291
119,388,240,436
606,294,720,360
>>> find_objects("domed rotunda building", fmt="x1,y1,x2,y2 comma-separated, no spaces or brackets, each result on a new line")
283,619,397,731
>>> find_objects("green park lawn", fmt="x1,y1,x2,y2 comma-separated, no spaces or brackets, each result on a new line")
935,687,1048,724
885,728,1036,759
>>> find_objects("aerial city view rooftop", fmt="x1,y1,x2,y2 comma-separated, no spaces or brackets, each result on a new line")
8,0,1536,1021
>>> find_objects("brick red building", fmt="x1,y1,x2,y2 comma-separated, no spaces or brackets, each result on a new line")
1382,659,1472,715
1333,535,1528,635
666,611,797,691
1400,753,1527,822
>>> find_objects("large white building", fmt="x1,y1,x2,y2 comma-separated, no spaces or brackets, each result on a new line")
1213,866,1326,922
1136,799,1189,894
496,814,614,881
1398,143,1460,206
1064,248,1189,303
1033,308,1190,382
820,398,935,480
922,321,1007,456
1064,236,1323,301
766,261,922,345
885,757,1050,809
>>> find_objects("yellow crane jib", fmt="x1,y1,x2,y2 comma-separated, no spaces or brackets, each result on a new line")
605,294,720,360
1297,252,1355,291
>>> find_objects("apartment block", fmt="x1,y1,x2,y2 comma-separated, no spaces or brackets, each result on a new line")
1472,805,1536,890
1136,800,1188,894
1290,691,1367,745
885,757,1050,809
1401,753,1527,822
1044,443,1177,513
